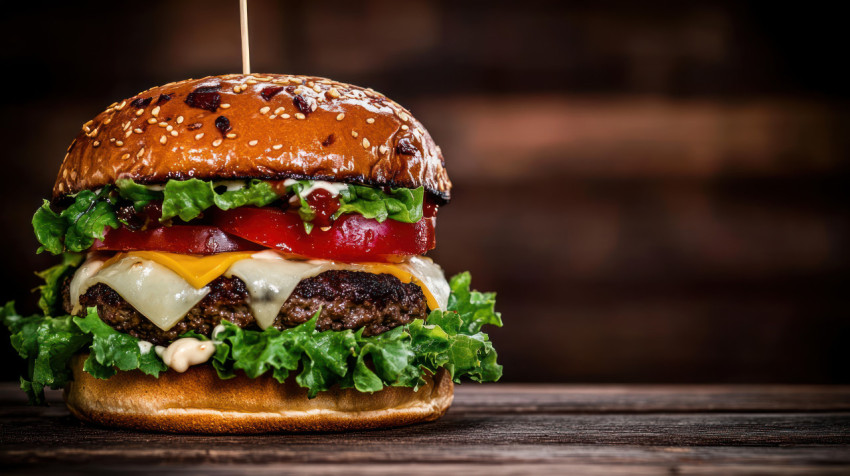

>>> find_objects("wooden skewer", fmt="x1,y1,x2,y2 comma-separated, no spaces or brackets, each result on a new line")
240,0,250,74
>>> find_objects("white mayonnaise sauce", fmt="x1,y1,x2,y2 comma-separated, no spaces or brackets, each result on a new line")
211,324,227,343
283,179,349,197
137,340,154,354
142,180,247,192
155,338,216,372
213,180,247,191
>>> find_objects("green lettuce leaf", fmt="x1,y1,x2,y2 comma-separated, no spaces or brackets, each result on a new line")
32,200,67,255
34,179,425,253
445,272,503,334
1,304,166,404
158,178,280,222
1,302,90,404
336,185,424,223
73,310,167,379
4,272,501,404
34,253,83,315
114,179,162,211
32,189,121,255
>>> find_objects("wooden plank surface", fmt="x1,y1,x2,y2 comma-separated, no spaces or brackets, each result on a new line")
2,383,849,475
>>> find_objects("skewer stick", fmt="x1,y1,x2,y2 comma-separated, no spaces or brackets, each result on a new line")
240,0,250,74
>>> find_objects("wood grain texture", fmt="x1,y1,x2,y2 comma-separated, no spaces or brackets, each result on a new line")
1,384,849,475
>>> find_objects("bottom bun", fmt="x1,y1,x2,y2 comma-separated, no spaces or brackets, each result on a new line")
64,354,453,434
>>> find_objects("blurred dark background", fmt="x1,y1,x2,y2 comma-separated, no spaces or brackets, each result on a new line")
1,0,847,383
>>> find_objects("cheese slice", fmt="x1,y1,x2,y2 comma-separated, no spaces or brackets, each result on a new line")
70,251,450,332
127,251,255,288
226,256,330,329
71,255,210,331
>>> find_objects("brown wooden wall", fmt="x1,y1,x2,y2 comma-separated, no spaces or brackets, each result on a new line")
0,0,847,383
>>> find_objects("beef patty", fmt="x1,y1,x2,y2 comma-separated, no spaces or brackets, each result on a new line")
63,270,428,345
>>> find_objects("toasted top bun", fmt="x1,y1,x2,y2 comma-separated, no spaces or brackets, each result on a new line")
53,74,451,202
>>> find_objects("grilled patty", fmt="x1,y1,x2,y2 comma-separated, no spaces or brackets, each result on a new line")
63,270,428,345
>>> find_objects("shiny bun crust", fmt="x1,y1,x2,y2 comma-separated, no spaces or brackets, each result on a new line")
54,74,451,202
64,355,453,433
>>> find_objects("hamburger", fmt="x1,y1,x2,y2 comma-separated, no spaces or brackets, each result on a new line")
1,74,502,433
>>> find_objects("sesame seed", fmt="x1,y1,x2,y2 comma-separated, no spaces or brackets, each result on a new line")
269,115,277,119
116,140,124,146
272,144,283,150
147,118,158,124
158,122,168,128
401,124,409,131
294,87,303,95
125,130,133,138
103,118,112,125
221,103,231,109
92,141,100,147
115,101,126,110
366,118,375,124
313,84,322,93
159,135,167,144
260,106,270,114
109,138,116,143
336,113,345,121
226,133,237,139
177,116,184,124
137,147,145,157
379,145,389,154
282,114,291,119
274,107,285,115
351,131,358,138
232,86,241,93
246,79,257,85
121,153,130,160
398,111,410,121
307,81,315,87
122,121,131,131
194,132,205,140
135,109,144,116
362,138,370,149
328,88,341,99
213,139,222,147
151,106,160,116
166,125,173,132
170,130,178,137
295,113,306,120
134,128,143,134
248,140,258,146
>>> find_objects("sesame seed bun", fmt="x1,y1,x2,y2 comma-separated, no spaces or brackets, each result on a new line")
64,354,454,434
53,74,451,202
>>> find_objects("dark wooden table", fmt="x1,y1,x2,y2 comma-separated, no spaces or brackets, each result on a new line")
1,383,849,475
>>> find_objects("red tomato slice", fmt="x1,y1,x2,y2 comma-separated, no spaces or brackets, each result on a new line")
212,207,435,262
91,226,263,255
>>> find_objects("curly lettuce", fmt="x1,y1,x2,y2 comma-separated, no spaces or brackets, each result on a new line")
34,179,426,254
33,188,121,254
2,271,501,404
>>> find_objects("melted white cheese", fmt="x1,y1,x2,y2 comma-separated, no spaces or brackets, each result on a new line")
155,338,216,372
70,253,449,333
72,255,210,331
283,179,349,197
69,256,106,313
225,255,330,329
393,256,451,311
